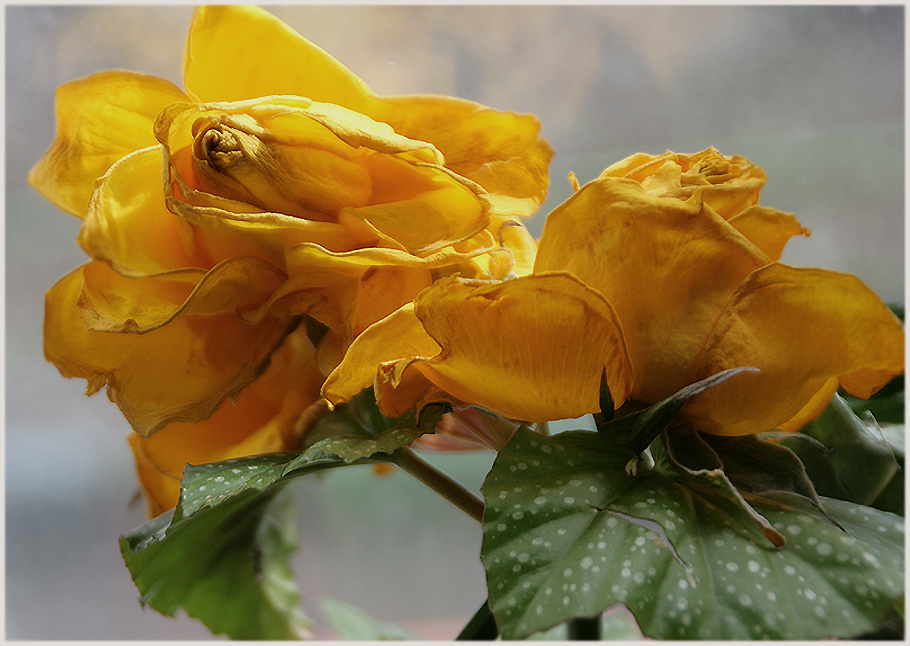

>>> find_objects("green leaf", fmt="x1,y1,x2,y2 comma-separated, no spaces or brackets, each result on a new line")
781,394,900,508
120,487,311,640
601,367,757,454
481,428,904,640
121,392,446,640
302,388,449,463
320,598,419,640
845,371,904,425
661,426,788,547
303,404,448,464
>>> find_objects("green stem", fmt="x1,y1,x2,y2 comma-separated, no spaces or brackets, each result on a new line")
456,599,498,640
568,615,602,640
393,448,484,523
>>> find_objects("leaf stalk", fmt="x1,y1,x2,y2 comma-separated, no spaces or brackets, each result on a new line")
393,448,485,523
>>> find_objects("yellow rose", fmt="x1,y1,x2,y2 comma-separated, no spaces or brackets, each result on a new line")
598,147,810,260
128,328,324,517
34,6,551,437
324,151,904,437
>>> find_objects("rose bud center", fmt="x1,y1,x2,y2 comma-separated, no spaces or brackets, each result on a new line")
189,113,372,221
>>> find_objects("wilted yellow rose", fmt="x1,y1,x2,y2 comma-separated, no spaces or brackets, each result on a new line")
34,5,551,438
599,147,810,260
324,150,904,437
128,328,324,516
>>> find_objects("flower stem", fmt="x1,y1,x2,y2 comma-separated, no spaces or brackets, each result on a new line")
393,448,484,523
568,615,602,640
456,599,498,640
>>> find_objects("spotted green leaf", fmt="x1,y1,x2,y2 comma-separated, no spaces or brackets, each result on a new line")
481,428,904,640
122,394,438,641
300,403,448,464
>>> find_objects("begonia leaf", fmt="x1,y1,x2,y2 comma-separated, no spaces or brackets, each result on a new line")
121,391,440,640
599,367,757,454
781,394,900,509
481,427,904,640
120,488,310,640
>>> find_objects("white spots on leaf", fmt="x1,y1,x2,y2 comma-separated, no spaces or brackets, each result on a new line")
726,562,739,572
534,496,547,505
748,560,761,573
581,556,594,570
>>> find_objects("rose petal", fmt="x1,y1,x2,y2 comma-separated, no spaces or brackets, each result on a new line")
78,147,201,274
127,327,323,516
684,264,905,436
535,177,768,403
775,377,840,433
28,71,187,217
367,94,553,218
375,273,633,422
727,205,810,261
183,5,372,108
242,240,498,336
45,264,296,437
322,302,441,406
601,148,767,220
344,155,491,255
77,258,286,334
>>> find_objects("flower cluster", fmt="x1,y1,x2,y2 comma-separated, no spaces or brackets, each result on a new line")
33,5,549,512
33,6,902,517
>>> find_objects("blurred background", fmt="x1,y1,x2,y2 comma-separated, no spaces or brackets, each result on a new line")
5,4,904,640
